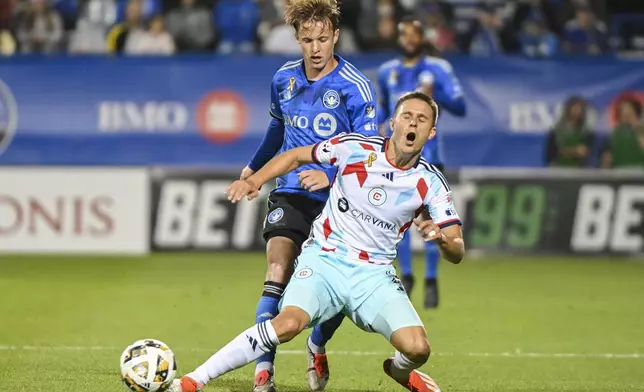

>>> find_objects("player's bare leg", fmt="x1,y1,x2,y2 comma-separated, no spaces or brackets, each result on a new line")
383,326,440,392
171,307,310,392
254,236,298,392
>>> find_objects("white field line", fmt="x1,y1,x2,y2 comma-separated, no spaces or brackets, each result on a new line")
0,346,642,359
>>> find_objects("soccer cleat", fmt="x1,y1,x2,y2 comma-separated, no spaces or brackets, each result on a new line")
306,339,329,391
383,358,441,392
168,376,203,392
253,369,277,392
424,278,439,309
401,274,415,297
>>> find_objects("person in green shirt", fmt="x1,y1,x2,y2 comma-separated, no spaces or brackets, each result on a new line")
545,96,594,167
602,98,644,169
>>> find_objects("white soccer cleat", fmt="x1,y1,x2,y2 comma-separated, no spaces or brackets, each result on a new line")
306,339,329,391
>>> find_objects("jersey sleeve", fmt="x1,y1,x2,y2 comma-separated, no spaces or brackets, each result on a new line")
423,168,461,228
311,134,350,166
269,77,283,120
345,76,379,136
425,58,464,100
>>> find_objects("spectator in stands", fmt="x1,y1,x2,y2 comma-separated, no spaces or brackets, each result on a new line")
166,0,213,52
545,96,594,167
125,14,175,55
68,0,117,54
0,0,15,55
602,98,644,169
404,0,454,27
562,7,607,55
519,17,558,58
356,0,401,51
424,11,456,53
15,0,63,54
512,0,560,34
107,0,144,54
0,30,16,56
466,4,511,56
215,0,259,54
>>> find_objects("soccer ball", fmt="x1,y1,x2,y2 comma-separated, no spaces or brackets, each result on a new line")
120,339,177,392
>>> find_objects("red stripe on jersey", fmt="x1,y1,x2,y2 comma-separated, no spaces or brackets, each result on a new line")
323,218,332,239
399,221,412,235
330,157,337,165
359,142,375,151
330,136,342,145
417,178,428,201
342,161,368,187
322,247,336,252
359,250,370,261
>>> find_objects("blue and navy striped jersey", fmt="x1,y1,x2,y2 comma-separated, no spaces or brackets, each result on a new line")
270,55,378,201
377,56,466,165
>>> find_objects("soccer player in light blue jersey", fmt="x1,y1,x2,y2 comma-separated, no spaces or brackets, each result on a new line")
235,1,378,391
377,16,467,308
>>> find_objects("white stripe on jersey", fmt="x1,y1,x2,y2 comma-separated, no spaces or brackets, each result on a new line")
343,62,374,101
339,67,373,103
419,161,450,191
278,60,302,72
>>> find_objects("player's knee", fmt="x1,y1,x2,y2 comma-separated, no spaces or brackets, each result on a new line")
271,307,309,343
402,336,431,364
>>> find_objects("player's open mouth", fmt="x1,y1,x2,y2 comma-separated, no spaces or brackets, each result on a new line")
405,132,417,146
311,56,322,62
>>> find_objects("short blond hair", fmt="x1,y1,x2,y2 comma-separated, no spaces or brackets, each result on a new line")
284,0,341,34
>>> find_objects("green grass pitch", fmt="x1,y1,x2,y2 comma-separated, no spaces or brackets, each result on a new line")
0,253,643,392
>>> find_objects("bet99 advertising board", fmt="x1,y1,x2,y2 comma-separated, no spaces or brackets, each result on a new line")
150,168,644,255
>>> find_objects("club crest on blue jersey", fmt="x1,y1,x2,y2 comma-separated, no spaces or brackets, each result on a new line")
323,90,340,109
268,208,284,224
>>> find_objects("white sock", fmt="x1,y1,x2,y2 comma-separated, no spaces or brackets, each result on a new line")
254,361,273,376
187,321,280,385
389,351,422,382
307,336,325,354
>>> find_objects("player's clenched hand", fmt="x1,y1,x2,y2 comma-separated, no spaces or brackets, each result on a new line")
298,170,329,192
413,218,446,244
226,179,259,203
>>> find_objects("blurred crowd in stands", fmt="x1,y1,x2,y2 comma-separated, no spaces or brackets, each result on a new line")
546,95,644,168
0,0,643,57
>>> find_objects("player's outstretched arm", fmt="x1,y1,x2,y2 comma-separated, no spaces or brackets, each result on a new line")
414,218,465,264
226,145,315,203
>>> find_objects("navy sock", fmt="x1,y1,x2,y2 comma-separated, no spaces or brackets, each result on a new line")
397,231,413,277
255,281,286,369
424,241,439,279
311,313,345,348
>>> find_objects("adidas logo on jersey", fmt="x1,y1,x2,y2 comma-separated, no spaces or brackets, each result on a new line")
382,172,394,182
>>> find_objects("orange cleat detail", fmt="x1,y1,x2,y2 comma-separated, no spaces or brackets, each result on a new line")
180,376,203,392
383,358,441,392
253,369,276,392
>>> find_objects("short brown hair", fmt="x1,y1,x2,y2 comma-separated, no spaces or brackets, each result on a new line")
394,92,440,127
285,0,341,34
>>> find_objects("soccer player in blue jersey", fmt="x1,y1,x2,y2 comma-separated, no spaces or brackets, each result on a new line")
377,16,466,308
235,1,378,391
